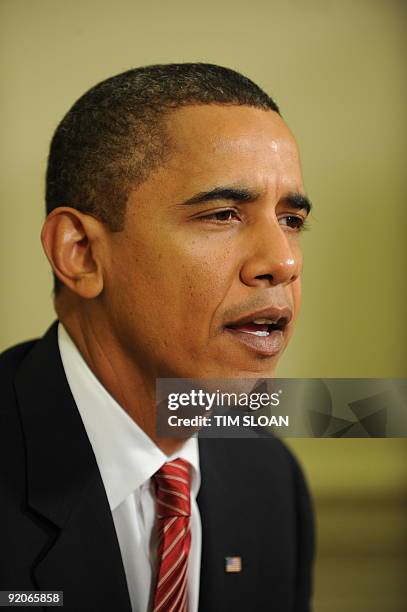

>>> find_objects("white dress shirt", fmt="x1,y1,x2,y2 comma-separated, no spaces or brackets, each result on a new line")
57,323,201,612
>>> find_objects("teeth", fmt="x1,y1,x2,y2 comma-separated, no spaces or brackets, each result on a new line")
241,330,270,337
253,318,274,324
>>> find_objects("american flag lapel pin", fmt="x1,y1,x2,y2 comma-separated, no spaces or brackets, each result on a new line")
225,556,242,573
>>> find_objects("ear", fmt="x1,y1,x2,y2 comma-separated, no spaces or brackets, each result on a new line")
41,207,105,298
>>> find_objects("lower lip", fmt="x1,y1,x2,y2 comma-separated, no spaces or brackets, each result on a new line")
223,327,285,357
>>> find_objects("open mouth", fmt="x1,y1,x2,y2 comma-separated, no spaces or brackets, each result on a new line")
225,317,289,336
222,307,292,357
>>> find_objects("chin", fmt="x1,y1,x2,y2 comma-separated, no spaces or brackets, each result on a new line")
186,360,280,380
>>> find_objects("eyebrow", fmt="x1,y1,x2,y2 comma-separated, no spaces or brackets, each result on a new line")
179,186,312,214
283,192,312,215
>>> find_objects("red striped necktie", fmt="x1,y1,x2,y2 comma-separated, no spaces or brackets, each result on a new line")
152,459,192,612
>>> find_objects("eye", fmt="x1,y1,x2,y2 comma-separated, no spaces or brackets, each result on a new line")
279,215,308,231
198,209,240,222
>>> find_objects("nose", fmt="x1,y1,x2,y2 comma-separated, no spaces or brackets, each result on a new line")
239,217,302,287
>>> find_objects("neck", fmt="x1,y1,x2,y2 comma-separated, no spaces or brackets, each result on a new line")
57,298,187,456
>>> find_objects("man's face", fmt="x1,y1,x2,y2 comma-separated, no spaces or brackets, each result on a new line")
105,105,309,379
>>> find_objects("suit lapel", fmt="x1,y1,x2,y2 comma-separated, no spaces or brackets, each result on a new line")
14,322,132,611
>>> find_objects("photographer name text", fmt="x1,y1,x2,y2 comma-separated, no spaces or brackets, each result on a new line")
167,414,289,428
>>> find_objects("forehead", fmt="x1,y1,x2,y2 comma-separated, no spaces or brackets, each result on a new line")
160,104,303,190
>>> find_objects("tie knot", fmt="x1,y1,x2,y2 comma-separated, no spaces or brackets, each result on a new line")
153,459,191,518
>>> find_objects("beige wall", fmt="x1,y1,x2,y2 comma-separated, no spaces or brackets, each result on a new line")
1,1,406,610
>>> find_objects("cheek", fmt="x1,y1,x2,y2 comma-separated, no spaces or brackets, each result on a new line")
168,234,236,300
109,225,236,335
175,254,234,329
119,245,225,322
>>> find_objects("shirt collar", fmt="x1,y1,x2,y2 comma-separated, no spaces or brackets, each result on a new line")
57,323,200,511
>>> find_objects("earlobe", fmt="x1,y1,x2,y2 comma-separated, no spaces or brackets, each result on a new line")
41,207,104,298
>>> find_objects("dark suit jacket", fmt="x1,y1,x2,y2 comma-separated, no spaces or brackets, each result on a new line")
0,322,314,611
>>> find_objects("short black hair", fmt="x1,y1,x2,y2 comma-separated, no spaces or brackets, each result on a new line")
46,63,280,292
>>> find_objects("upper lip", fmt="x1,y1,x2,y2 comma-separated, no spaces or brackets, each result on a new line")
224,305,293,329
